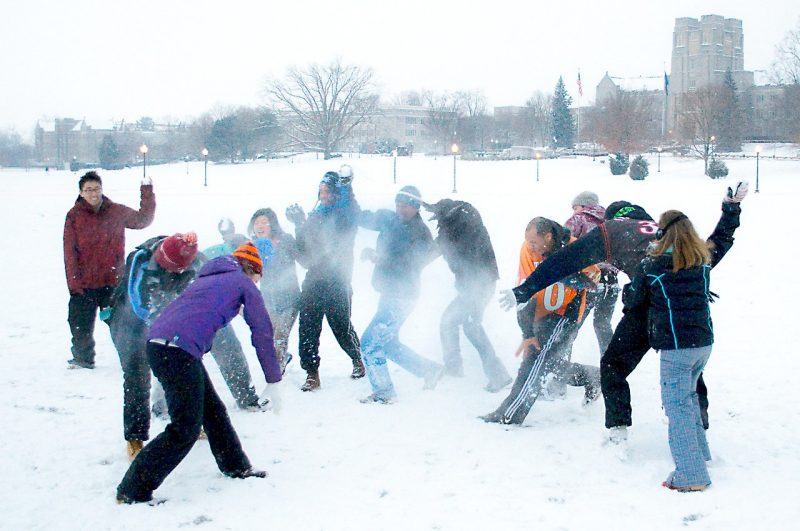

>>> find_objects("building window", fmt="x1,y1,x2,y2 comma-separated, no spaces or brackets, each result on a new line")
406,129,416,137
405,117,417,124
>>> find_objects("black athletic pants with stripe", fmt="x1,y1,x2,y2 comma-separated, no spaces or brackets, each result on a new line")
491,310,599,425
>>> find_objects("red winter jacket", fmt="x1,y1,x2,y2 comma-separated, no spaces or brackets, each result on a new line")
63,186,156,293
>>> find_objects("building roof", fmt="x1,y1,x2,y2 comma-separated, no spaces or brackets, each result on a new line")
608,75,664,92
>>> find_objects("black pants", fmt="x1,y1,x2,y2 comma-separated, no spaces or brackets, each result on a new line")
110,307,260,441
67,286,114,365
589,278,620,354
117,343,250,502
600,307,708,428
491,312,599,424
298,278,361,372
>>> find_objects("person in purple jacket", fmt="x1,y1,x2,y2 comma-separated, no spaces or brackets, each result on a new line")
564,191,620,354
116,242,281,505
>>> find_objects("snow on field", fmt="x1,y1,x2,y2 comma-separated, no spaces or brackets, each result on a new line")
1,150,798,530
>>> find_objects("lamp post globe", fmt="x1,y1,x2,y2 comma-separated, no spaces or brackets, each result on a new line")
139,144,148,178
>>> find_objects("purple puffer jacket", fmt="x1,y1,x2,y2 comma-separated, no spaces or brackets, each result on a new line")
565,204,606,238
149,256,281,384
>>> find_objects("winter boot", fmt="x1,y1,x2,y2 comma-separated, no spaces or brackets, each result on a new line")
67,358,95,370
444,363,464,378
359,393,395,404
582,383,602,406
422,365,445,390
606,426,628,445
350,358,366,379
126,440,144,462
484,376,513,393
301,370,321,392
225,467,268,479
479,410,516,424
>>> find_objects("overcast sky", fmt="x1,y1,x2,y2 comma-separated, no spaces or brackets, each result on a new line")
1,0,797,139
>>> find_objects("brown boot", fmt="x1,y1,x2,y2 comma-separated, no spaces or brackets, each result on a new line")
301,370,320,392
126,440,144,462
350,358,366,379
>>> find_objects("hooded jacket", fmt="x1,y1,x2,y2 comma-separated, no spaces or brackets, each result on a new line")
63,185,155,293
565,204,606,239
359,209,434,299
428,199,499,290
148,256,281,384
624,255,714,350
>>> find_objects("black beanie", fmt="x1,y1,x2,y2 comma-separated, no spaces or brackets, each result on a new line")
605,201,653,221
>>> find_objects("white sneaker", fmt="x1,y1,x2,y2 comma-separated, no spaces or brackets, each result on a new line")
604,427,629,461
607,426,628,444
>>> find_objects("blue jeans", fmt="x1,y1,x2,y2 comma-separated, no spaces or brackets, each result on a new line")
362,296,441,400
660,346,712,488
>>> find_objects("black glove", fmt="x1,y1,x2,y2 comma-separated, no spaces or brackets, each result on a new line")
285,204,306,225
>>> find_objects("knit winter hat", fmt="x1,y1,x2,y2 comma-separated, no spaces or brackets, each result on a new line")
320,171,339,189
605,200,653,221
232,241,263,275
155,232,198,272
572,191,599,208
395,185,422,209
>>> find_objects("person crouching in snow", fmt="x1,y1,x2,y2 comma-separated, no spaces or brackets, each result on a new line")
624,212,719,492
357,186,444,403
482,217,601,424
116,242,281,504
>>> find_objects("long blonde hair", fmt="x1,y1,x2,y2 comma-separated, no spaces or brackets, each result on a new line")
648,210,710,272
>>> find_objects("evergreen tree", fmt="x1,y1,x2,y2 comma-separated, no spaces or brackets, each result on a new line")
98,134,120,169
716,70,742,152
550,77,575,148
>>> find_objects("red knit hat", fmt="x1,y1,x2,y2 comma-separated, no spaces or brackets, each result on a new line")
155,232,198,272
232,241,263,275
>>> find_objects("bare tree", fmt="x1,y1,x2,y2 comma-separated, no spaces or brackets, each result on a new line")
456,90,489,150
678,87,723,174
423,91,462,154
770,16,800,85
265,60,379,159
593,91,656,155
523,91,552,146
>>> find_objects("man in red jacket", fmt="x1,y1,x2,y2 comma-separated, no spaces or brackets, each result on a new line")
63,171,156,369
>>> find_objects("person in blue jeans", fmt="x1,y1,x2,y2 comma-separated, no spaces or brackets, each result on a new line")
357,186,443,403
624,185,747,492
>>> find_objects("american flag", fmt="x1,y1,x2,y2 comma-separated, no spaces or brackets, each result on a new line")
577,72,583,97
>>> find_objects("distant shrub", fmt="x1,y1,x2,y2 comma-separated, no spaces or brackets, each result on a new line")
629,155,649,180
609,153,629,175
706,158,729,179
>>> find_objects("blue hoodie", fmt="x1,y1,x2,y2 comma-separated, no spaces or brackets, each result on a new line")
148,256,281,384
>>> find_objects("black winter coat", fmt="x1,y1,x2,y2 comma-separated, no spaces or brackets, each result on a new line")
623,203,741,350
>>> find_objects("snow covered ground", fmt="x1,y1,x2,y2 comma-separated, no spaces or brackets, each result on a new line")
1,150,798,530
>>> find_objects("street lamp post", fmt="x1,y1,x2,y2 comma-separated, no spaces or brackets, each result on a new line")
535,151,542,182
657,147,662,173
393,150,397,184
202,148,209,186
140,144,148,179
451,143,459,193
755,145,761,193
